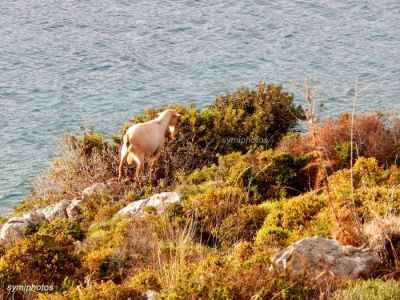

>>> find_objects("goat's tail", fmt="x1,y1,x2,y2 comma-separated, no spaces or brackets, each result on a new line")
118,134,130,180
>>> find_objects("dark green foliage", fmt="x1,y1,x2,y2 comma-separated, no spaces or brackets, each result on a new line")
185,186,247,235
331,279,400,300
126,269,162,292
66,127,109,158
118,82,304,187
212,81,305,152
216,205,268,247
0,243,5,258
36,219,85,241
0,233,81,288
246,151,309,200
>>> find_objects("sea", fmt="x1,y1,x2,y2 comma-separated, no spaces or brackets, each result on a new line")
1,0,400,215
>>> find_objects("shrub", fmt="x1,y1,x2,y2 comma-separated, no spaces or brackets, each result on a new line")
215,205,268,247
256,224,290,248
0,233,81,288
259,192,327,231
35,219,85,241
17,128,121,212
364,218,400,268
37,280,142,300
19,82,304,215
212,81,305,152
255,193,328,248
125,269,161,292
164,202,187,226
222,150,309,201
159,249,320,300
308,209,332,238
81,216,156,282
0,243,5,258
331,279,400,300
79,192,124,229
328,157,400,245
185,186,247,235
278,112,400,184
280,193,326,231
178,149,309,204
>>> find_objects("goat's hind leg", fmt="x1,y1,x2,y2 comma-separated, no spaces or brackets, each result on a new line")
118,139,129,181
131,152,145,186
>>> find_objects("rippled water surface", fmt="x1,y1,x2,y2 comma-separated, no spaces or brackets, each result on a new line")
1,0,400,214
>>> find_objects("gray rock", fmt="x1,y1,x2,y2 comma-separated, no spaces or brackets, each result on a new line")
22,211,46,225
117,192,181,217
143,290,159,300
0,195,86,247
66,199,83,220
0,211,46,246
82,182,108,199
0,217,32,246
38,199,71,221
270,236,380,278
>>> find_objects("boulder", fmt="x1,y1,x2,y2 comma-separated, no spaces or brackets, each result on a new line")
143,290,159,300
38,199,71,221
270,236,380,278
117,192,181,217
0,214,43,247
0,218,31,246
66,199,83,220
82,182,108,199
22,211,46,225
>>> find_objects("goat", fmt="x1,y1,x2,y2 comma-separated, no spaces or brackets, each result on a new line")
118,109,180,183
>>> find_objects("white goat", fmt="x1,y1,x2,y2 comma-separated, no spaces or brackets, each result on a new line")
118,109,180,182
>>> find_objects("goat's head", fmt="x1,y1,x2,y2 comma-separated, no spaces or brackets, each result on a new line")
158,109,181,139
168,110,181,139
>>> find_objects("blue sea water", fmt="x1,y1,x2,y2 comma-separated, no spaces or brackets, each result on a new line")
1,0,400,215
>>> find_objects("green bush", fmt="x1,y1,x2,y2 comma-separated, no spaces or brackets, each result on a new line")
35,219,85,241
212,81,305,152
185,186,247,235
256,224,290,248
125,269,161,292
178,149,309,203
37,280,142,300
82,216,156,282
330,157,400,227
82,217,132,281
331,279,400,300
0,233,81,288
255,193,328,247
216,205,268,247
280,193,326,231
66,127,108,157
80,192,123,229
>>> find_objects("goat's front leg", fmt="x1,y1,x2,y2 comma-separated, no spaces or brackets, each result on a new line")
118,139,129,181
149,149,161,184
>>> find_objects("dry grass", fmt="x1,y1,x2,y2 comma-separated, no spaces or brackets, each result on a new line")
154,215,209,290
